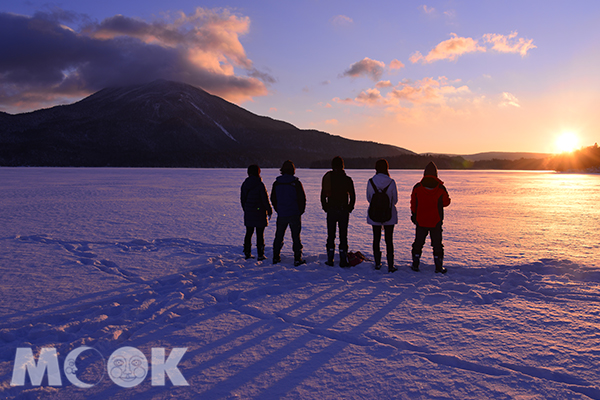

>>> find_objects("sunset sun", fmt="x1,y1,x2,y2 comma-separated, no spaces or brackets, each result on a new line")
555,132,579,153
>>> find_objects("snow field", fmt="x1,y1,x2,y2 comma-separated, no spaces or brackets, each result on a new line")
0,168,599,399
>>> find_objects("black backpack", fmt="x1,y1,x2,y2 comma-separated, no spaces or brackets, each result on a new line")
368,179,392,223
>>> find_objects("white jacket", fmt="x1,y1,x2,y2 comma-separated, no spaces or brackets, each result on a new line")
366,173,398,225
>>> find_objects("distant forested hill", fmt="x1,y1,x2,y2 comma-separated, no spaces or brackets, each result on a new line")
548,144,600,172
310,154,550,170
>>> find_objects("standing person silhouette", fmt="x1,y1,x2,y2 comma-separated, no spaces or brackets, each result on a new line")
410,161,451,274
271,160,307,266
367,159,398,273
320,156,356,267
240,164,272,260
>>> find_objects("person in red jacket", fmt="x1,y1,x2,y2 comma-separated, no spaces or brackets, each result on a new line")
410,162,451,273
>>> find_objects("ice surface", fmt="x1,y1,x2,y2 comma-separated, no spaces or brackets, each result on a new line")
0,168,599,399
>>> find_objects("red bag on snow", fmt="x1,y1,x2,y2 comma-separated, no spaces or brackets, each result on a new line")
347,251,366,267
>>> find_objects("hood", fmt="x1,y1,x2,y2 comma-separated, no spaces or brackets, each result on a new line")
276,174,297,184
371,173,393,189
421,175,444,189
424,161,438,177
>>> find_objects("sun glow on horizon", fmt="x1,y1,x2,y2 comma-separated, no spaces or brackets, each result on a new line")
555,132,580,153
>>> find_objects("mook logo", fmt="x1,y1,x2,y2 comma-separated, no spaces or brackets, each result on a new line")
11,346,189,388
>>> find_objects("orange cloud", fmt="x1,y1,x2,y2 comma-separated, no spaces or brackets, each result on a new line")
388,77,471,105
317,102,333,108
389,59,405,71
331,15,354,27
355,88,383,105
443,10,457,19
376,80,393,88
88,9,254,73
333,76,471,109
332,97,355,105
483,31,536,56
410,33,485,64
499,92,521,107
410,31,535,64
421,5,436,14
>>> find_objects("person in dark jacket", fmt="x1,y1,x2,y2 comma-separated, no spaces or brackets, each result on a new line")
241,164,273,260
410,161,451,273
321,156,356,267
271,160,307,266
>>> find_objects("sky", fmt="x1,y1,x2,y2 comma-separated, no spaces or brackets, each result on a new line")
1,1,600,154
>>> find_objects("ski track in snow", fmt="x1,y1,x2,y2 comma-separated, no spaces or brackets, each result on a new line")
1,234,600,399
189,101,237,142
212,120,237,142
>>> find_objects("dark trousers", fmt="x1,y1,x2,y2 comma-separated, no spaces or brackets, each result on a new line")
326,209,349,252
273,215,302,256
244,226,265,255
412,225,444,258
372,225,394,264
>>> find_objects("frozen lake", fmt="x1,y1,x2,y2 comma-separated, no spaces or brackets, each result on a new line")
1,167,599,399
1,168,598,268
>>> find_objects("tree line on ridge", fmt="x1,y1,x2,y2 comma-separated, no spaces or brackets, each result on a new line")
309,143,600,172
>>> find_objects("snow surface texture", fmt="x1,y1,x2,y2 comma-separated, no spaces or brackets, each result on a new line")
0,168,599,399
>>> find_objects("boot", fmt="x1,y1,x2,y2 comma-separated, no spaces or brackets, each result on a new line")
434,255,447,274
387,254,397,273
244,247,254,260
411,253,420,272
244,236,253,259
374,250,382,270
339,249,349,268
294,252,306,267
273,249,281,264
257,246,266,261
325,248,335,266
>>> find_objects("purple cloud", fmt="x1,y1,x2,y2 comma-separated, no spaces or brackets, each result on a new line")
341,57,386,81
0,9,273,112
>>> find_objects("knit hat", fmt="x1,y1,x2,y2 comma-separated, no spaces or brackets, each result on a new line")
424,161,438,177
280,160,295,175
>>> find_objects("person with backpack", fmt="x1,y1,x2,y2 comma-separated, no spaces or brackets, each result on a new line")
367,159,398,273
240,164,272,260
321,156,356,267
271,160,307,266
410,161,451,274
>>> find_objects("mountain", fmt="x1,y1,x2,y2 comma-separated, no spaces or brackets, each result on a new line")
0,80,413,167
